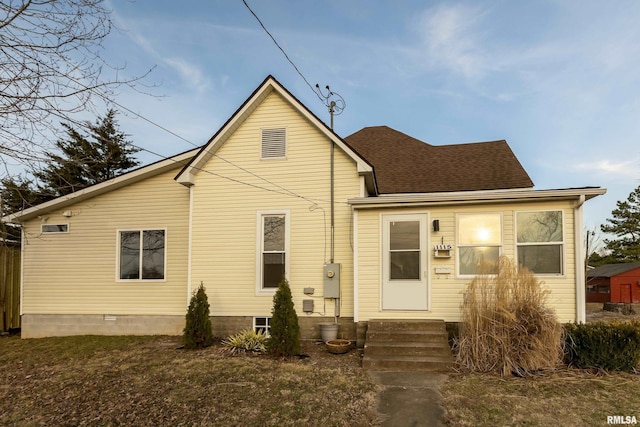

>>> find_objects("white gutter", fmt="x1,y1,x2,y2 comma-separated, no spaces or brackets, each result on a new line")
575,194,586,324
349,187,606,209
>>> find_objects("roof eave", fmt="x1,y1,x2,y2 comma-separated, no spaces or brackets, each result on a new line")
3,149,198,223
348,187,606,208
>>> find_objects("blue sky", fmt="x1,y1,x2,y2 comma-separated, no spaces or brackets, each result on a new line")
98,0,640,232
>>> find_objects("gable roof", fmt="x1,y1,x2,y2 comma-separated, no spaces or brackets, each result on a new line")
587,263,640,278
175,75,375,192
344,126,533,194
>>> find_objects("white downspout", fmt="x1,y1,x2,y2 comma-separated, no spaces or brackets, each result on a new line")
353,208,359,323
187,185,194,306
574,195,586,324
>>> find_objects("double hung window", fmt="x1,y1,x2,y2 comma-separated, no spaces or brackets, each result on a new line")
258,212,289,290
516,211,563,275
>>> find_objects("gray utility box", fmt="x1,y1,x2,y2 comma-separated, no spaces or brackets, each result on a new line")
323,263,341,298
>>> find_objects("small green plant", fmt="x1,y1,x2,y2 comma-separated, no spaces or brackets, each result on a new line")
564,321,640,372
223,328,268,355
183,282,213,349
267,278,300,357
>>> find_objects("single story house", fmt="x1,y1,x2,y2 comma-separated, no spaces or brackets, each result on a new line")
586,263,640,304
3,75,605,341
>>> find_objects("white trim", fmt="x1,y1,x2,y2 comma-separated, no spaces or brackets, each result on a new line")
4,149,198,223
187,185,194,304
175,77,373,188
115,228,168,282
255,209,290,295
349,187,606,208
20,227,24,316
456,212,503,278
514,210,565,277
353,208,359,322
40,223,69,234
575,196,586,323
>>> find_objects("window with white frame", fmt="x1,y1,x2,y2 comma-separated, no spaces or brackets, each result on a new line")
516,211,563,275
254,317,271,335
118,229,165,280
457,213,502,275
41,224,69,233
258,212,288,290
261,128,286,159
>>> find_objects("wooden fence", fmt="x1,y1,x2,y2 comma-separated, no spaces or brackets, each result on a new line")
0,243,20,331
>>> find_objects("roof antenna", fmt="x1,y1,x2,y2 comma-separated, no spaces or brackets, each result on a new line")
315,84,345,130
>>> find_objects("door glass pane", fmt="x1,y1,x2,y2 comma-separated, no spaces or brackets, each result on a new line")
390,251,420,280
120,231,140,279
142,230,165,279
390,221,419,250
264,216,285,251
459,246,499,275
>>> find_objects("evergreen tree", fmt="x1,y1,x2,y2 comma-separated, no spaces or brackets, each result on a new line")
183,282,213,349
34,109,140,198
600,185,640,262
267,278,300,357
0,175,48,216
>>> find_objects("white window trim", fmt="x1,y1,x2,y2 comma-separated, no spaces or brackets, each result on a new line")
116,228,167,282
515,210,565,276
256,210,290,295
260,127,287,160
41,223,69,234
253,316,272,336
456,212,503,278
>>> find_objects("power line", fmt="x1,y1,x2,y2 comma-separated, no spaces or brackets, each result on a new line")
241,0,325,104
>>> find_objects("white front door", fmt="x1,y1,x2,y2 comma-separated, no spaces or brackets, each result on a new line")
382,214,429,310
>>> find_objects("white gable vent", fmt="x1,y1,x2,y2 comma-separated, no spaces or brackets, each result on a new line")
261,128,286,159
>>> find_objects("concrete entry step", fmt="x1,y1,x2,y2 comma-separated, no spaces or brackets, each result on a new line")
363,319,453,372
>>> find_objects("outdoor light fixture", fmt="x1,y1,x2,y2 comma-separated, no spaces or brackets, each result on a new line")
432,219,440,232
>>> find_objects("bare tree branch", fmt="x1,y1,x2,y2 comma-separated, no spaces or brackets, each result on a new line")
0,0,154,167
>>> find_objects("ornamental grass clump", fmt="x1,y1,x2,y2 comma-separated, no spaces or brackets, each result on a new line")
454,257,563,376
223,328,268,355
183,282,213,350
267,278,300,358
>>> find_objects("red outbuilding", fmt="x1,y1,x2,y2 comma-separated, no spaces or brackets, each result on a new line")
586,263,640,303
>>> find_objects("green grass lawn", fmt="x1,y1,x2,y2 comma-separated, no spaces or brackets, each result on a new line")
0,335,379,426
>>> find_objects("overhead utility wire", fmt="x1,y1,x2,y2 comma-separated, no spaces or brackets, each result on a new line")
241,0,325,104
25,59,328,206
23,56,324,204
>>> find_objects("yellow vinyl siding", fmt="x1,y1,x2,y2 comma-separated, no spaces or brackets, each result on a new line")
356,201,577,322
21,168,190,315
190,91,359,318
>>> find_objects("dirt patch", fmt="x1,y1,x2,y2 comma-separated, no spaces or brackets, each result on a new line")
0,335,376,426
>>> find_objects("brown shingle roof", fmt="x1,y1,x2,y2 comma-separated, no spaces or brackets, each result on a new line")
344,126,534,194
